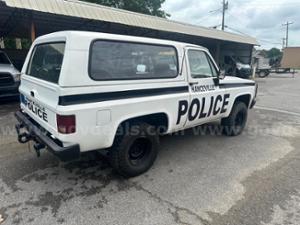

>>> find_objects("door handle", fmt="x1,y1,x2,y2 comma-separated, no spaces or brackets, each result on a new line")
189,81,198,85
30,90,37,98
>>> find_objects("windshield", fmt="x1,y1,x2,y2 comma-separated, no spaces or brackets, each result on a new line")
0,52,11,64
26,42,65,84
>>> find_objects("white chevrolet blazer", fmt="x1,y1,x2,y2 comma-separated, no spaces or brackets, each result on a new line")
15,31,257,177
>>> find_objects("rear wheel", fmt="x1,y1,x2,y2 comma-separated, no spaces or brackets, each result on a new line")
221,101,248,136
110,122,159,177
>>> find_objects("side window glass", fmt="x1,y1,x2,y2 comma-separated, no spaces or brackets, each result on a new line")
188,50,213,78
89,41,178,80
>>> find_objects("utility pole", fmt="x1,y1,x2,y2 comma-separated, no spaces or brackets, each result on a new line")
221,0,228,30
282,21,293,48
281,38,286,50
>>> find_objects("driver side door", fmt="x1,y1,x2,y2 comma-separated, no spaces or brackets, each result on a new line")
185,47,227,128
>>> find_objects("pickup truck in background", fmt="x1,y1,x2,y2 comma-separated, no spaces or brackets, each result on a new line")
224,55,252,79
0,50,21,98
253,54,271,78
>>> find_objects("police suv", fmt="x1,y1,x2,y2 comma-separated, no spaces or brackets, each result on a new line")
15,31,257,177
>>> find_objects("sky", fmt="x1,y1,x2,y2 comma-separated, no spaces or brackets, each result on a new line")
162,0,300,50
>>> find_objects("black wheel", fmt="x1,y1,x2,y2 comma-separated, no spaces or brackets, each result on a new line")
221,101,248,136
110,122,159,177
258,70,267,78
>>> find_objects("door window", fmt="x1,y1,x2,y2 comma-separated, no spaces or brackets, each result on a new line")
188,50,217,78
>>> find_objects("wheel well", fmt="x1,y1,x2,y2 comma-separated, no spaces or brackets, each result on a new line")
235,94,251,107
119,113,169,134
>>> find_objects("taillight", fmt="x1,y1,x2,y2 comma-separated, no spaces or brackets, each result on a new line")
56,114,76,134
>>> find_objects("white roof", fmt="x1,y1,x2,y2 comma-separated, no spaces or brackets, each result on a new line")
35,31,202,49
2,0,258,45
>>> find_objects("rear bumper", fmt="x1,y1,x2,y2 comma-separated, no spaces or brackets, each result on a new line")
15,110,80,161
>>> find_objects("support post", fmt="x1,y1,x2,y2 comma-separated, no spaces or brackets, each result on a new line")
215,42,221,66
0,37,5,49
16,38,22,49
30,21,36,42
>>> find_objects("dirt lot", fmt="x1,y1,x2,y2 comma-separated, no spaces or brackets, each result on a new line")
0,73,300,225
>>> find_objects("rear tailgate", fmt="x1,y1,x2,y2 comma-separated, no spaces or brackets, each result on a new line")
19,77,59,136
19,41,66,136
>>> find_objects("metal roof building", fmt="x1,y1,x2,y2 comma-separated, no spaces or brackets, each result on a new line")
0,0,257,45
0,0,258,67
281,47,300,69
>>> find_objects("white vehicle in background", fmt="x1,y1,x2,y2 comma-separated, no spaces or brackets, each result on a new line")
0,51,20,98
253,54,271,78
15,31,257,177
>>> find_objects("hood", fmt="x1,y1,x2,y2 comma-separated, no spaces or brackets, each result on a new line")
0,64,20,75
221,76,255,85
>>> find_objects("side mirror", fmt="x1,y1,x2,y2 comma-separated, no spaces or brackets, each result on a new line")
219,69,226,80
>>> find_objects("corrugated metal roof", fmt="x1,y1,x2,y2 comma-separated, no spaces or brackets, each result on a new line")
2,0,258,45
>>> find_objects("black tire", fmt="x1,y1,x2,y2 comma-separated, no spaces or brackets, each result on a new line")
221,101,248,136
258,70,267,78
110,122,159,177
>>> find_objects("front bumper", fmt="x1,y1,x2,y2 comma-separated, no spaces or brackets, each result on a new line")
250,83,258,109
0,82,20,98
250,99,256,109
15,110,80,161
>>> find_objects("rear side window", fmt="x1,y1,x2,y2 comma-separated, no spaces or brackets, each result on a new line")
89,40,178,80
26,42,65,84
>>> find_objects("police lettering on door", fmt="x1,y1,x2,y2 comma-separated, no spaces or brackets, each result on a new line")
176,94,230,124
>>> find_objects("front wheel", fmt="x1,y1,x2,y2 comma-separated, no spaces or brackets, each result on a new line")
110,122,159,177
221,102,248,136
258,70,268,78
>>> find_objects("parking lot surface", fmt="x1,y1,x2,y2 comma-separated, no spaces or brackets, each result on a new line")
0,73,300,225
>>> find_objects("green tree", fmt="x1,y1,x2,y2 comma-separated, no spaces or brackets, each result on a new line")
266,48,282,67
2,38,31,49
266,48,282,59
83,0,170,18
4,37,16,49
